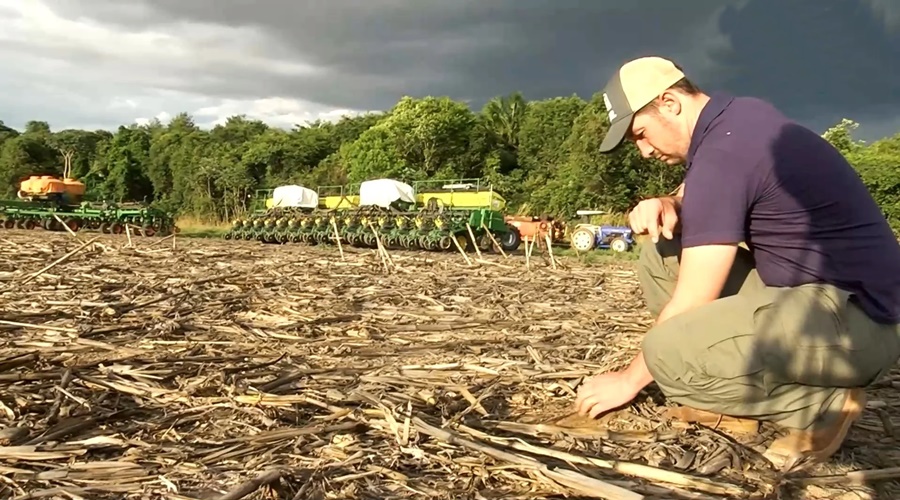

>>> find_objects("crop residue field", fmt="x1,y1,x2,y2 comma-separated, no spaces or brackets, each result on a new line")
0,231,896,499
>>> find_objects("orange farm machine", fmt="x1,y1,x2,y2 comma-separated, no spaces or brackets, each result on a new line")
0,174,177,236
504,215,566,245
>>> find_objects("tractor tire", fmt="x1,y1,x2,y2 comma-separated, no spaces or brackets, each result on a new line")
610,237,630,253
570,227,596,252
497,225,522,252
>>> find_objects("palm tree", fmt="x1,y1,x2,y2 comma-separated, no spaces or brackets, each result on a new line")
480,92,527,152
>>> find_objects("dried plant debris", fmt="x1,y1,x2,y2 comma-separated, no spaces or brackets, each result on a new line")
0,231,897,499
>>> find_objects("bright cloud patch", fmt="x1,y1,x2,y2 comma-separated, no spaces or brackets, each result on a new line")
188,97,362,128
0,0,359,130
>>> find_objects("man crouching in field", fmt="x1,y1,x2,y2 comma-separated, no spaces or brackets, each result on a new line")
573,56,900,471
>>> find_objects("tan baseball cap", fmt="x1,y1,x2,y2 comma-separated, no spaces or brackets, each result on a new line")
598,56,686,153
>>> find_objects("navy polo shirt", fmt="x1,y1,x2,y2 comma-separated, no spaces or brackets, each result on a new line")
679,92,900,324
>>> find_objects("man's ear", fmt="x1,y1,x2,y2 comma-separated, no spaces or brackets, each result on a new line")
658,90,683,116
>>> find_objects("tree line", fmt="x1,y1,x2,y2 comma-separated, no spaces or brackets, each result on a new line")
0,92,896,232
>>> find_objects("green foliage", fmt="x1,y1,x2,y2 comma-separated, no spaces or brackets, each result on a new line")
820,119,899,232
822,118,865,156
511,95,586,210
844,133,900,231
527,92,683,217
0,98,896,235
0,128,61,197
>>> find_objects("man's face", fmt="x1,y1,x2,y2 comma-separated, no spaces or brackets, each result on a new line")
626,94,691,165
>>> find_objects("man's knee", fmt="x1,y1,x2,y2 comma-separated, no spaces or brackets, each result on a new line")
641,324,668,382
637,238,683,318
638,237,682,271
641,296,756,398
641,320,693,391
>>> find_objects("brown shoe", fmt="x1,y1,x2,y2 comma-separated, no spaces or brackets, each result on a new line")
661,406,760,435
763,388,867,472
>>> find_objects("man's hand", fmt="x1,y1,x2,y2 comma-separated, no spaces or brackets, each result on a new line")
628,196,680,243
574,353,653,418
572,244,741,419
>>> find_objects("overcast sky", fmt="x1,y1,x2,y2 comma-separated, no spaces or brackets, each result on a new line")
1,0,898,141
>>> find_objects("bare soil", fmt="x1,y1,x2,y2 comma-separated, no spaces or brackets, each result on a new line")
0,230,896,499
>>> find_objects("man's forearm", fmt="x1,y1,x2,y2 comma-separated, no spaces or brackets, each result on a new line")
668,182,685,201
671,186,684,213
623,351,654,390
655,295,693,324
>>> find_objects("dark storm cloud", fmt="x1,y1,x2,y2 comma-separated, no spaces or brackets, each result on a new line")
42,0,735,109
29,0,900,138
708,0,900,137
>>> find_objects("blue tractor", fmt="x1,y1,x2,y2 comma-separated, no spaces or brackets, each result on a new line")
568,210,635,253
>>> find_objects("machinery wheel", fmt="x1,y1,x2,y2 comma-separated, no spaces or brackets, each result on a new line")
477,234,493,252
610,237,630,253
570,227,596,252
2,220,13,229
23,219,36,230
438,235,452,251
497,225,522,252
455,234,469,252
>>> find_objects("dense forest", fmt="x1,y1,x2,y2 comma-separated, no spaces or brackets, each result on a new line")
0,91,897,231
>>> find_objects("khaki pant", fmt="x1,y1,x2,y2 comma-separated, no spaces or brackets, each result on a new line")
638,237,900,430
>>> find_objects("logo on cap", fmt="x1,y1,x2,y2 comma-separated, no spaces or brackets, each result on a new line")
603,93,617,122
